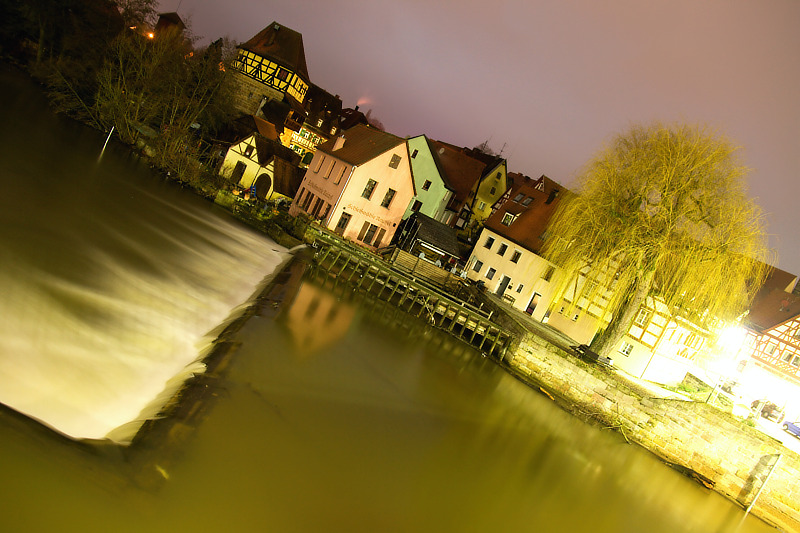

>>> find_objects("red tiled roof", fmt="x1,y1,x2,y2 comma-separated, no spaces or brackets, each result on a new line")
484,174,568,254
316,124,404,165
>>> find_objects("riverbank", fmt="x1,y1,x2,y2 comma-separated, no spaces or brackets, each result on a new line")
501,332,800,532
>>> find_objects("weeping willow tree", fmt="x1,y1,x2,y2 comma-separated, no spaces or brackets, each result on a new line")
542,123,772,358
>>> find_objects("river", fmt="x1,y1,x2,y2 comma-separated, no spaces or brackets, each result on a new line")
0,66,778,532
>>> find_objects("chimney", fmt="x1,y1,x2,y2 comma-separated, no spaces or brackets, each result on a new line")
333,135,346,151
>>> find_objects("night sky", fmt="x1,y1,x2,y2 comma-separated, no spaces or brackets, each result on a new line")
163,0,800,275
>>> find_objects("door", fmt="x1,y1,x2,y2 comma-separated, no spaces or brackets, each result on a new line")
496,275,511,296
526,292,541,315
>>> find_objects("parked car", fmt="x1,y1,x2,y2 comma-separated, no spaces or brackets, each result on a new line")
782,420,800,438
751,400,785,423
571,344,613,368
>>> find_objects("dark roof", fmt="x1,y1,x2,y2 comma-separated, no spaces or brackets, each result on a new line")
409,213,461,257
744,266,800,333
155,12,185,34
272,158,302,197
317,124,405,166
339,107,370,130
304,84,343,135
239,22,310,84
484,174,566,254
426,140,487,209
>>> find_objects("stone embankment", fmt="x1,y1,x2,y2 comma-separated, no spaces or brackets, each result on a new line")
507,332,800,532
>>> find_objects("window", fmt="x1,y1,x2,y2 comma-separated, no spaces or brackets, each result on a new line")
331,127,337,135
782,352,793,363
542,266,555,281
231,161,246,182
411,200,422,212
473,259,484,273
572,313,580,321
244,144,254,157
389,154,401,169
310,198,325,219
276,68,289,81
513,193,525,203
362,179,377,199
792,356,800,368
314,155,325,173
334,166,346,185
484,236,495,249
324,160,335,179
766,344,777,355
317,118,324,127
358,221,379,245
620,342,634,356
334,213,351,234
522,197,533,206
478,201,486,210
373,228,387,248
634,308,652,327
486,268,496,280
501,212,516,226
497,243,508,256
511,250,521,263
516,284,524,293
301,191,315,210
381,188,396,208
411,149,419,158
489,187,496,195
422,180,432,191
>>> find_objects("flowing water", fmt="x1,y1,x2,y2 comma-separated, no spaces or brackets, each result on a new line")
0,67,780,532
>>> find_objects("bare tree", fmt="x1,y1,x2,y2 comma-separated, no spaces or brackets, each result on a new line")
542,123,772,357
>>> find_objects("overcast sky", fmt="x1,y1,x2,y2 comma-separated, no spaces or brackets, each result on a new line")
163,0,800,275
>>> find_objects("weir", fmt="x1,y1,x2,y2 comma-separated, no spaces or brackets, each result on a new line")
308,229,516,360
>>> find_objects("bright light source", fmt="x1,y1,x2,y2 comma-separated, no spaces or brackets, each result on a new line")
147,32,155,39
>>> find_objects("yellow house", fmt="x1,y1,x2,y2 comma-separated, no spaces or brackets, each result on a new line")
218,116,301,201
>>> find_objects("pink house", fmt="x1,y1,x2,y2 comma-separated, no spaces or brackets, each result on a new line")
289,124,414,250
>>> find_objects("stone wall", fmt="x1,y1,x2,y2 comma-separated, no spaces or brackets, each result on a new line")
509,333,800,532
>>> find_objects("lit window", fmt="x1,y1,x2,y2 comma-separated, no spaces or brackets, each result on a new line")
473,259,484,273
362,179,377,200
317,118,324,127
484,236,495,249
634,308,652,327
486,268,496,280
620,342,634,356
501,212,516,226
381,189,396,208
478,201,486,210
766,344,777,355
389,154,401,169
511,250,521,263
422,180,432,191
497,243,507,256
244,145,254,157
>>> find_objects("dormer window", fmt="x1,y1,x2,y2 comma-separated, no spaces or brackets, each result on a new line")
513,193,525,203
522,197,533,206
501,212,517,226
330,127,337,135
317,118,324,127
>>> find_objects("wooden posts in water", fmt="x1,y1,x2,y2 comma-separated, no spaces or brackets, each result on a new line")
310,232,514,360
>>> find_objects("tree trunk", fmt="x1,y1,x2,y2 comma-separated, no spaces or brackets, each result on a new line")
590,268,656,359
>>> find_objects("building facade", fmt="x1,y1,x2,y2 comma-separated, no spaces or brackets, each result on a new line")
289,125,414,250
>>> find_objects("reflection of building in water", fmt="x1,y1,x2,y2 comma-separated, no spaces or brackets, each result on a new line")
284,280,356,357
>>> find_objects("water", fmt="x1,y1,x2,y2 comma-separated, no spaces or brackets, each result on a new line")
0,67,779,532
0,67,290,441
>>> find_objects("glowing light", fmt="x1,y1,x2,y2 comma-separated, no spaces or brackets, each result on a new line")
147,32,155,39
